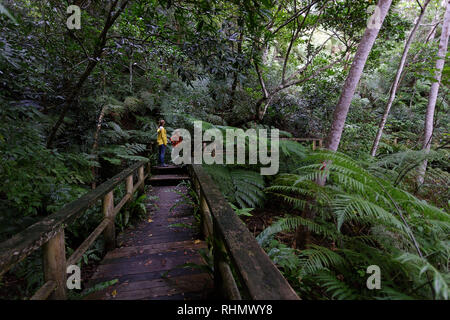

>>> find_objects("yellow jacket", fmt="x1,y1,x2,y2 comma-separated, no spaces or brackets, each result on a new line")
157,126,167,145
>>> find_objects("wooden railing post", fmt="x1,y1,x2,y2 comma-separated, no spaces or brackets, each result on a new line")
319,139,323,148
199,192,213,238
212,222,224,296
189,164,300,300
138,166,145,192
42,230,67,300
312,140,316,151
193,177,201,196
126,175,133,195
103,191,115,251
0,161,149,300
212,225,241,299
217,260,241,300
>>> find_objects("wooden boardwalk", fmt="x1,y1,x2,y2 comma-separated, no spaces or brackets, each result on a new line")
0,161,299,300
84,167,213,300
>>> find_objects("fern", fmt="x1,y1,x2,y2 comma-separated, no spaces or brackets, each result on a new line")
257,216,341,247
98,143,148,165
103,121,131,141
260,150,450,300
266,240,300,273
396,253,449,300
298,245,347,277
203,165,265,208
312,270,358,300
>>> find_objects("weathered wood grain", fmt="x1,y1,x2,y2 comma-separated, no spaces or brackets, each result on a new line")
85,273,212,300
102,240,207,260
138,166,145,192
0,161,147,276
103,191,115,251
30,280,57,300
90,266,206,286
132,175,147,194
217,261,241,300
91,254,205,279
84,184,212,300
149,174,189,181
191,164,300,300
67,219,110,266
42,230,66,299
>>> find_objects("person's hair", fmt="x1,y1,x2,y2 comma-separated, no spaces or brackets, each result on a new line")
159,119,165,126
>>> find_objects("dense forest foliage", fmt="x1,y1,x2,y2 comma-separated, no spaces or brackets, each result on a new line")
0,0,449,300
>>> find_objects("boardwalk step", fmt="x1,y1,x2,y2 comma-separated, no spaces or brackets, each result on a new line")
84,185,212,300
103,240,207,260
152,165,186,175
149,174,190,186
85,273,212,300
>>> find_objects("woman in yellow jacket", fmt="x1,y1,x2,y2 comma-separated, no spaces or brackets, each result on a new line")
157,119,168,166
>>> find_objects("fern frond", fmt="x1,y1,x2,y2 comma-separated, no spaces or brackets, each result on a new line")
299,245,347,276
396,252,449,300
312,270,359,300
204,165,265,208
257,216,340,246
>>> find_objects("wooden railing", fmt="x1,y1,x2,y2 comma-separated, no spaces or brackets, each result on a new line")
0,161,150,300
280,137,323,150
188,164,300,300
1,160,299,300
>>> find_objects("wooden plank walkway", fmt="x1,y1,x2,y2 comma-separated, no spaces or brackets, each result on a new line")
84,168,213,300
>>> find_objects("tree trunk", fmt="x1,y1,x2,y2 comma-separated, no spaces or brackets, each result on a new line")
129,52,133,94
417,0,450,186
228,23,243,111
91,105,107,189
325,0,393,152
371,0,432,157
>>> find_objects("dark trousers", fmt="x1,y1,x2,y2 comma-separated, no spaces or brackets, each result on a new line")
158,144,166,165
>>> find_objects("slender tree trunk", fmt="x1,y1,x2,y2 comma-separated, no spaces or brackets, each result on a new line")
129,48,134,94
262,44,269,65
228,22,243,111
371,0,432,157
417,0,450,186
316,0,393,188
325,0,393,152
426,9,441,42
91,105,107,189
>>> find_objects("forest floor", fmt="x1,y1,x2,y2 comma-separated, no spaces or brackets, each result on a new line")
241,197,300,245
242,206,291,242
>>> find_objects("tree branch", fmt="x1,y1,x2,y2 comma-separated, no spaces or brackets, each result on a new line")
282,6,312,84
46,0,130,148
254,60,269,99
270,0,319,35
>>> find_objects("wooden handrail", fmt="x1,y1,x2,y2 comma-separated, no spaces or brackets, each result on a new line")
280,137,323,150
280,137,323,141
202,137,323,150
1,159,298,300
188,164,300,300
0,161,150,299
